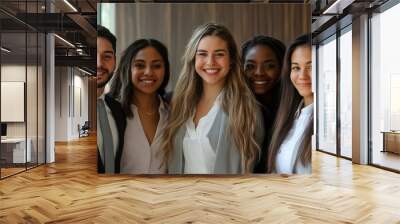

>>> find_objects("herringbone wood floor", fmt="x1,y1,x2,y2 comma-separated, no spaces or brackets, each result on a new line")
0,135,400,223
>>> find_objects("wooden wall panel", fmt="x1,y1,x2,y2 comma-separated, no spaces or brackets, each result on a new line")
113,3,310,90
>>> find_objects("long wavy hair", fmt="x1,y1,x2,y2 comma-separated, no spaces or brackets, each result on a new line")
161,23,261,173
109,39,170,118
267,34,313,173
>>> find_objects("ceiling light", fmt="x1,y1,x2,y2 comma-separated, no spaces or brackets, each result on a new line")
54,34,75,48
1,47,11,53
78,67,93,76
63,0,78,12
323,0,354,15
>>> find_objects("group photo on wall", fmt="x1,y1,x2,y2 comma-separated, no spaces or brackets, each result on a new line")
96,3,313,175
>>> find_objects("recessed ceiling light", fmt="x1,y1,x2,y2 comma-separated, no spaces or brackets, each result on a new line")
78,67,93,76
1,47,11,53
63,0,78,12
54,34,75,48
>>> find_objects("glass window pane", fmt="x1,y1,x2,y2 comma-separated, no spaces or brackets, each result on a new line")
339,29,352,158
38,32,45,165
27,31,38,169
317,36,337,155
1,31,27,177
371,3,400,171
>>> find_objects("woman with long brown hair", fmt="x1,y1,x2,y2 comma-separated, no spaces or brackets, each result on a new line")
267,34,313,174
161,23,264,174
109,39,170,174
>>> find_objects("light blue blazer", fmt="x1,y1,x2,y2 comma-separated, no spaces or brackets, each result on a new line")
167,108,265,174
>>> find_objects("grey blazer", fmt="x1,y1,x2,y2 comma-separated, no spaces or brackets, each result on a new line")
168,108,265,174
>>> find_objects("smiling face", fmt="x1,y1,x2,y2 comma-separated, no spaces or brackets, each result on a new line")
195,35,230,89
97,37,116,88
290,45,312,101
131,46,165,95
244,45,281,95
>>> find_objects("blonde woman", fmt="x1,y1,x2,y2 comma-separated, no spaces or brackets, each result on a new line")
161,23,264,174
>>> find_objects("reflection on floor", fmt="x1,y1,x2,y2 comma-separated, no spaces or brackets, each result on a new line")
0,167,25,178
0,135,399,223
0,162,42,178
372,150,400,171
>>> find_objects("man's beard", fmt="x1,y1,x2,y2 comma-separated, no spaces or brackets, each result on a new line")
97,69,113,88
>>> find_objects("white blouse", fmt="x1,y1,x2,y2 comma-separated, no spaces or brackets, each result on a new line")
275,102,313,174
183,93,223,174
120,98,168,174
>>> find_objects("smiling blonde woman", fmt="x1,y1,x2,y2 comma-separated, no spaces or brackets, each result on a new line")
161,23,264,174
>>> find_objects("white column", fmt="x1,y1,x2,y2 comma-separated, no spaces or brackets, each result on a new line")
46,32,55,163
352,14,369,164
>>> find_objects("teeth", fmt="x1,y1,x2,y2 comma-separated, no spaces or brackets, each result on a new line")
141,80,154,84
205,69,219,74
254,81,268,84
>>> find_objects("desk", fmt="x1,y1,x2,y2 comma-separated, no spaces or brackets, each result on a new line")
381,131,400,154
1,138,32,163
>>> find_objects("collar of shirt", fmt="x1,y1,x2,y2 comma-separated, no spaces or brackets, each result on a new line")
131,95,168,116
294,100,313,118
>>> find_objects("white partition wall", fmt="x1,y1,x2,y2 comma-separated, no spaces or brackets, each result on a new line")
54,67,89,141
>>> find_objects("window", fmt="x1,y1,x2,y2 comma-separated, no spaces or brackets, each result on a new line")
370,2,400,171
339,28,352,158
317,35,337,155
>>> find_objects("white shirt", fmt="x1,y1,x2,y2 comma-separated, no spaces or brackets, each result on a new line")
120,97,168,174
183,93,222,174
97,94,119,161
275,102,313,174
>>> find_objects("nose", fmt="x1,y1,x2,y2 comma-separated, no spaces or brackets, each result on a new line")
298,67,311,80
97,53,102,68
255,64,264,76
206,55,216,66
144,65,152,76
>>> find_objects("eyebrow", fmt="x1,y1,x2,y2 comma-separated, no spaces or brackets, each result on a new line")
291,61,312,65
103,50,114,54
246,59,275,63
133,59,162,63
196,49,227,53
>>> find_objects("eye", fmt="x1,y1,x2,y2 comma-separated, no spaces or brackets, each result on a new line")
215,52,225,57
196,52,207,57
152,63,163,69
103,53,113,61
134,63,145,69
291,66,300,71
264,62,276,69
245,63,255,71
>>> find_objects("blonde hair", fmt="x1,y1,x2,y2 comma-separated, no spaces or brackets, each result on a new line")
161,23,261,173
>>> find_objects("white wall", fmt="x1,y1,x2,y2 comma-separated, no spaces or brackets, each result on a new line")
54,67,89,141
55,67,69,141
1,63,46,164
1,65,33,138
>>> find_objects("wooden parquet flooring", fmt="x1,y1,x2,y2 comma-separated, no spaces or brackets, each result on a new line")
1,135,400,223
